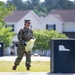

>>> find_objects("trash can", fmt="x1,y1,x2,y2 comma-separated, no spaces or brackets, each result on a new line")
51,39,75,73
0,42,4,56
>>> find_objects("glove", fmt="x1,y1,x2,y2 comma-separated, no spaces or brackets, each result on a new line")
23,42,26,46
31,37,35,39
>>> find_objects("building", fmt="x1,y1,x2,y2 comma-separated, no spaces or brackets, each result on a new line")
4,9,75,55
4,10,41,55
42,10,75,38
4,10,41,42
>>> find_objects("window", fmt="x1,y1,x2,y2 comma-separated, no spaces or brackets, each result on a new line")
46,24,56,30
5,24,14,31
12,24,14,31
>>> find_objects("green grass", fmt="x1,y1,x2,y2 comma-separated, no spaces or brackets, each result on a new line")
0,61,50,72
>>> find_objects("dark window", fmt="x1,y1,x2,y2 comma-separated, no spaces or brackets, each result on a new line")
53,24,56,30
46,24,48,30
6,24,14,32
46,24,56,30
12,24,14,31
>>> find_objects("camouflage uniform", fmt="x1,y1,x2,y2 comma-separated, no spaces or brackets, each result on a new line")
13,27,33,70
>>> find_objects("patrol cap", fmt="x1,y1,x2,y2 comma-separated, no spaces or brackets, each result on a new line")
25,19,31,23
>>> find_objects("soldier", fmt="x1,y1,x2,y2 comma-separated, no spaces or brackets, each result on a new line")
12,19,33,70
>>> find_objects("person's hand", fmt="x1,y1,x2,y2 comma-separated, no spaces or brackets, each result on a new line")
32,37,35,39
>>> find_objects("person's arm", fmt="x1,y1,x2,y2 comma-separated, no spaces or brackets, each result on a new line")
17,29,26,46
31,30,33,39
30,29,34,39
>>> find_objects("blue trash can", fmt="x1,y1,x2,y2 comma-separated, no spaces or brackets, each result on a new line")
0,42,4,56
51,39,75,73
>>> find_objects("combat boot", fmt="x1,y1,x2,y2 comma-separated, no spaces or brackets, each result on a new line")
26,66,30,70
12,64,17,70
26,64,30,70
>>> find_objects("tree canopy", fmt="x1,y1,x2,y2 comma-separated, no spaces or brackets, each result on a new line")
0,1,15,48
6,0,75,16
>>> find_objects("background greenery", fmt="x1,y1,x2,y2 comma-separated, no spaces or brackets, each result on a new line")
0,2,15,48
6,0,75,16
33,30,67,54
0,0,70,49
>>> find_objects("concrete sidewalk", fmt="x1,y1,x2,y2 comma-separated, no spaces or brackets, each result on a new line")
0,72,75,75
0,72,49,75
0,56,50,61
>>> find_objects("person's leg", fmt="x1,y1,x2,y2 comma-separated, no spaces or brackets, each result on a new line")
25,51,31,70
12,45,25,70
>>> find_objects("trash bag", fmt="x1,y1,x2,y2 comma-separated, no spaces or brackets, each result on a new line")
25,39,36,52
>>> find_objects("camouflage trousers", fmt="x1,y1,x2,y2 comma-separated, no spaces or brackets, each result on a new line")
14,43,31,67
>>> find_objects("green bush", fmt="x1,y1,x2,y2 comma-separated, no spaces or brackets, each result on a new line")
0,27,15,48
33,30,68,51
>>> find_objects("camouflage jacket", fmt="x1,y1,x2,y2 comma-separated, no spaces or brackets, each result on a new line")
17,27,33,45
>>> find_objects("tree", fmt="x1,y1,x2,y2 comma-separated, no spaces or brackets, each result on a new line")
32,2,46,16
7,0,24,10
0,27,15,48
6,0,75,16
0,1,15,27
0,1,15,48
44,0,75,12
44,0,54,11
33,7,47,16
67,1,75,9
24,0,32,10
33,30,68,55
31,0,40,8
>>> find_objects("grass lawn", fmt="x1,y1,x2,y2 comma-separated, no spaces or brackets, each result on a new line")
0,61,50,72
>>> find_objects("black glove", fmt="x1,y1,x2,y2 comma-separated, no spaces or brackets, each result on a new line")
31,37,35,39
23,42,26,46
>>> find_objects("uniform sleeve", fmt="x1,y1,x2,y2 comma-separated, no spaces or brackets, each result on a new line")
32,30,33,38
17,29,25,44
31,30,34,39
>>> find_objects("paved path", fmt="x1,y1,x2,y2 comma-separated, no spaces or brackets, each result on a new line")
0,72,75,75
0,72,50,75
0,56,50,61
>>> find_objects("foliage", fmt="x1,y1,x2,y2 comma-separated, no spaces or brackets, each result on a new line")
0,1,16,48
0,1,15,21
0,27,15,48
6,0,75,16
44,0,75,11
0,1,15,29
7,0,24,10
33,30,68,51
